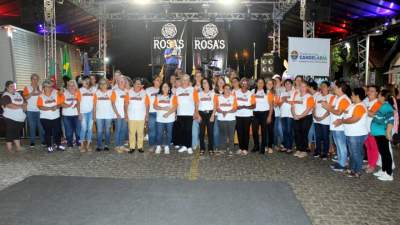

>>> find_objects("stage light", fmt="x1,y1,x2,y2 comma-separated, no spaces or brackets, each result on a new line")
218,0,237,5
131,0,152,5
344,42,350,49
104,57,110,63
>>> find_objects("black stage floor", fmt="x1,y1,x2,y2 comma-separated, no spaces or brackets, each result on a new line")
0,176,311,225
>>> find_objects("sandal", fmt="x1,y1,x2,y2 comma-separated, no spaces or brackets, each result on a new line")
209,150,215,155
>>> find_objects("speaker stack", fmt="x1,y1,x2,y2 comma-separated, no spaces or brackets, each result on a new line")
260,52,283,79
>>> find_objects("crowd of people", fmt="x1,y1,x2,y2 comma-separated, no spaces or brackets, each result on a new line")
1,70,397,181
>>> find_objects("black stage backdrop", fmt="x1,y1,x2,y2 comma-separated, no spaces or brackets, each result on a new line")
109,21,267,81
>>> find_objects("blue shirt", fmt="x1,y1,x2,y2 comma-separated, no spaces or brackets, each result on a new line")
164,48,179,65
371,102,394,136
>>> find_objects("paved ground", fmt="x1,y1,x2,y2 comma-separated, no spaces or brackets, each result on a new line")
0,143,399,225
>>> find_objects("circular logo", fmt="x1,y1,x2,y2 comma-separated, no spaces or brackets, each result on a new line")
161,23,177,39
202,23,219,39
290,50,299,60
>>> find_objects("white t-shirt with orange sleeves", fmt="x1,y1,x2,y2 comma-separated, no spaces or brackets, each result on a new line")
154,94,177,123
37,90,64,120
362,97,382,133
252,89,274,112
23,85,41,112
215,94,238,121
125,89,150,121
198,90,215,112
329,95,351,131
343,102,368,136
62,90,80,116
79,87,95,114
280,89,295,118
2,91,26,122
146,86,160,113
94,89,116,119
314,92,334,125
235,90,256,117
112,88,128,118
293,93,315,116
176,86,199,116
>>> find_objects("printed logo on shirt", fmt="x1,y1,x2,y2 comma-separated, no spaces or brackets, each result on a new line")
45,99,56,104
200,97,212,101
98,97,109,100
178,92,190,96
237,97,248,102
82,93,93,96
130,97,143,101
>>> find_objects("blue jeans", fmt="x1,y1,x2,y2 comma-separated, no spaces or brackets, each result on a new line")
346,135,367,173
332,130,348,168
157,122,173,146
192,120,200,149
148,113,157,146
26,111,44,145
213,119,220,148
96,119,112,148
79,112,93,143
273,116,283,147
63,116,81,147
114,118,128,147
308,122,315,144
315,123,330,156
281,117,294,149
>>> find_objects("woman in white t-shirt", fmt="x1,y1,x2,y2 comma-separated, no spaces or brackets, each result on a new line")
279,79,295,153
1,81,26,152
78,77,95,152
197,78,216,155
61,80,81,149
154,82,177,154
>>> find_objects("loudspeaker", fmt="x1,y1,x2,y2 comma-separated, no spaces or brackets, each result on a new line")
260,53,283,79
303,0,331,22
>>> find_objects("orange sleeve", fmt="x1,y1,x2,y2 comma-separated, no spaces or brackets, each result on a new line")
214,95,219,106
274,95,280,105
57,94,65,105
23,87,29,96
37,96,43,107
145,95,150,106
370,102,382,113
353,105,366,117
93,94,97,105
250,94,256,105
329,95,336,106
306,96,315,108
110,91,116,103
124,94,129,104
233,97,238,110
172,96,178,107
338,98,350,111
267,92,274,104
76,91,81,102
193,90,199,103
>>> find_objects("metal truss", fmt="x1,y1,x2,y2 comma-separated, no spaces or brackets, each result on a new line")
357,35,370,85
302,20,314,38
98,4,107,73
105,12,271,21
44,0,57,80
271,1,298,54
69,0,278,5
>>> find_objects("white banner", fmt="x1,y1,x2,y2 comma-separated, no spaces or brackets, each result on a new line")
288,37,331,77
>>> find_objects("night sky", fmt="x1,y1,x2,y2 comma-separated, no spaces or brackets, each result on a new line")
108,20,268,79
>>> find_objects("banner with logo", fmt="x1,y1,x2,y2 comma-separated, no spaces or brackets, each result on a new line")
192,22,228,75
288,37,330,77
151,22,187,72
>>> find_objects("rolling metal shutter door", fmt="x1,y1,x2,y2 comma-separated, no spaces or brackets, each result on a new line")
0,29,14,90
11,29,45,90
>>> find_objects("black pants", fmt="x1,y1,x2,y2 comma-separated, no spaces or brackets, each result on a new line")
293,115,313,152
40,118,62,147
165,64,177,84
252,111,267,151
199,111,214,151
375,136,393,175
236,116,252,151
175,116,193,148
4,118,24,142
266,111,274,148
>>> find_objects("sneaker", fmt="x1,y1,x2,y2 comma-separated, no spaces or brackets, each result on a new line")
174,145,180,149
330,164,345,172
228,151,233,157
377,172,394,181
320,154,328,160
96,147,103,152
313,153,320,158
178,146,187,153
138,149,144,153
57,145,66,151
347,172,361,178
373,170,385,177
128,149,135,154
187,148,193,154
164,146,170,155
331,155,338,162
30,143,35,149
47,146,54,153
236,150,242,155
155,146,162,154
104,146,110,151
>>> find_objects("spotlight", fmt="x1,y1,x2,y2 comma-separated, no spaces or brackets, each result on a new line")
218,0,237,5
104,57,110,63
131,0,152,5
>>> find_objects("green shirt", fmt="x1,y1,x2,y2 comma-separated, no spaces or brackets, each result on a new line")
371,102,394,136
